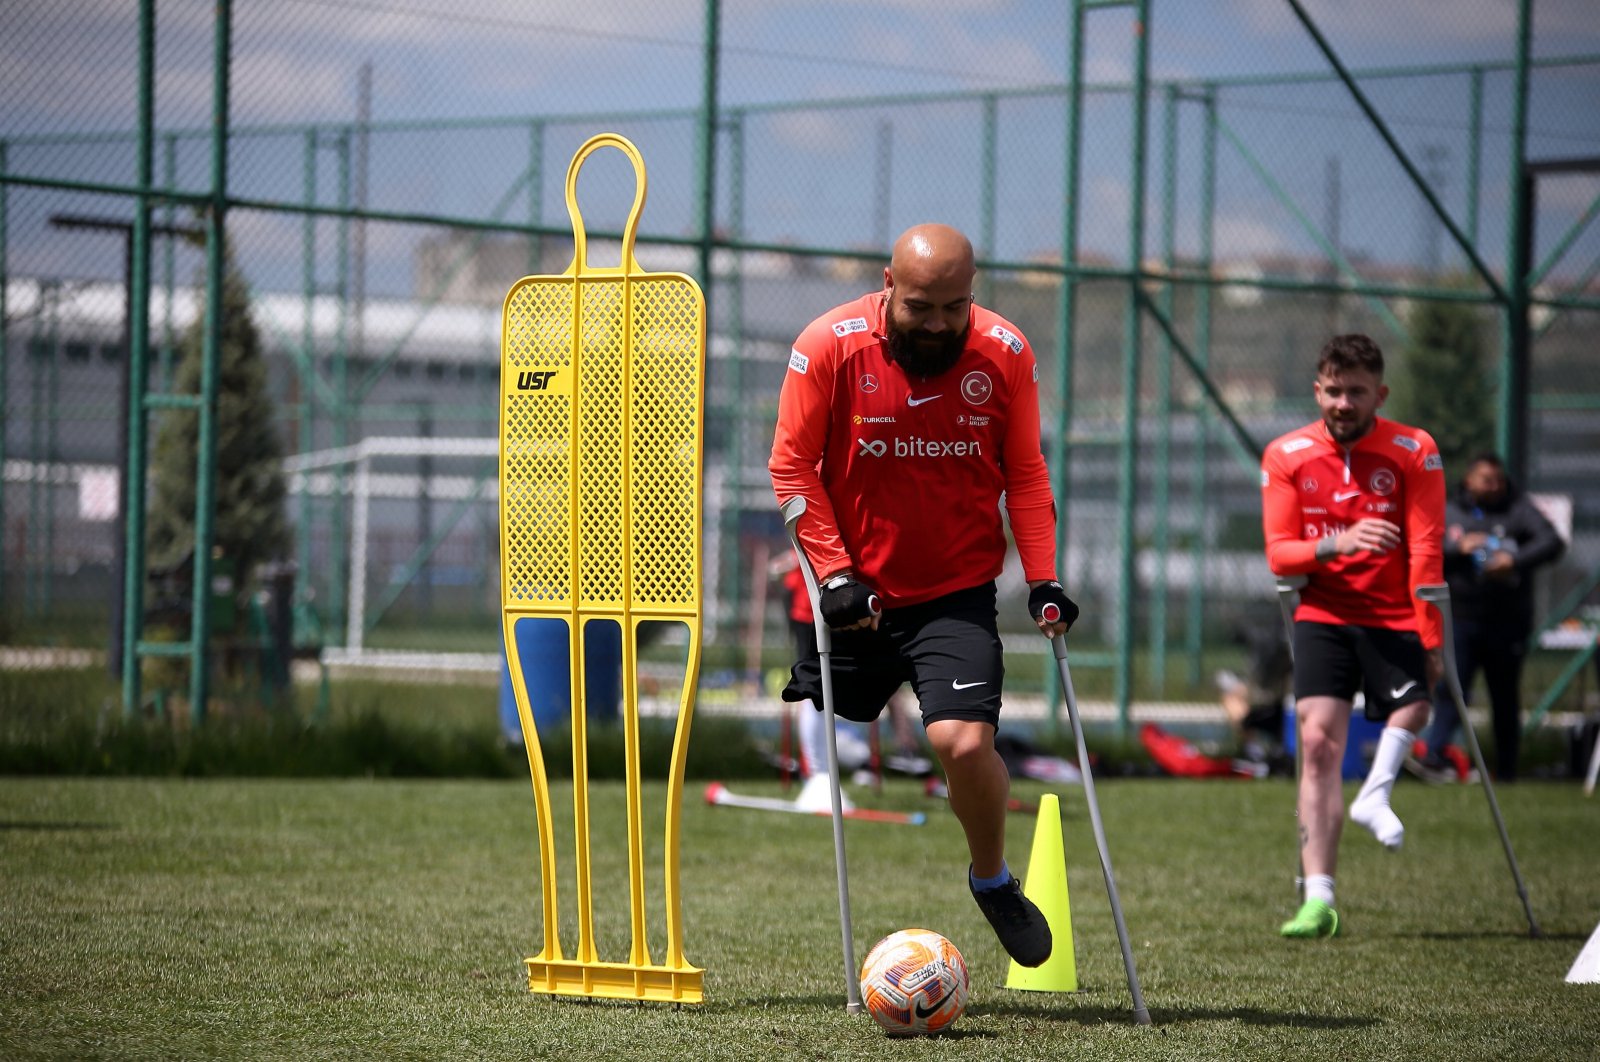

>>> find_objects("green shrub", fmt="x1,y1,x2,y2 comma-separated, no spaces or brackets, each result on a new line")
0,669,769,779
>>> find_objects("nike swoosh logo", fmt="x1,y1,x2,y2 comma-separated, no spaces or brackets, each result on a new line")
1390,681,1418,699
907,394,942,407
1333,489,1361,502
914,996,947,1019
952,679,987,690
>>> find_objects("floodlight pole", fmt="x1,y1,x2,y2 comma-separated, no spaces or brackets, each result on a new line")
1496,0,1533,485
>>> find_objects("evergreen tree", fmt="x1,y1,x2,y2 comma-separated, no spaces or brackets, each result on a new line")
147,249,290,629
1386,293,1495,481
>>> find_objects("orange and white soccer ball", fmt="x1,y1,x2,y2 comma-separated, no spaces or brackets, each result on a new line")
859,928,969,1036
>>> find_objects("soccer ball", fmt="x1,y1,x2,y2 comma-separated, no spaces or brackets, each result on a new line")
859,928,969,1036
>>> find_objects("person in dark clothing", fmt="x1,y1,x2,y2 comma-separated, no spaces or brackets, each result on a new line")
1216,617,1294,773
1414,452,1565,782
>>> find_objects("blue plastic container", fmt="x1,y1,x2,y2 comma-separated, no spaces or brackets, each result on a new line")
1283,702,1386,781
500,618,622,742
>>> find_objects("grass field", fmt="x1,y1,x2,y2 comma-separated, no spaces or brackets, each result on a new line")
2,773,1596,1061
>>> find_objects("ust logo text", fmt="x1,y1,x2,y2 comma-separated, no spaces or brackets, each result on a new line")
517,370,558,391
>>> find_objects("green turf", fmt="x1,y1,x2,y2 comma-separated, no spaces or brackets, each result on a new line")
1,775,1594,1060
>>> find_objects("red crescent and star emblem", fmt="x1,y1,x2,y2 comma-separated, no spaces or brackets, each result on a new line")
960,371,993,405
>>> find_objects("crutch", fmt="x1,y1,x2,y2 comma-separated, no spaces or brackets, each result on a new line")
1585,724,1600,798
1414,583,1541,938
1275,575,1308,900
1046,615,1151,1026
781,495,869,1012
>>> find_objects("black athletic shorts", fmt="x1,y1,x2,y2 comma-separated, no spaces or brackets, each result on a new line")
781,582,1004,729
1292,620,1429,720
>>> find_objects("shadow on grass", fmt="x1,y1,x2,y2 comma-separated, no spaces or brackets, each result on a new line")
0,820,115,831
1139,1005,1381,1030
697,993,1378,1032
977,999,1382,1030
1404,929,1585,942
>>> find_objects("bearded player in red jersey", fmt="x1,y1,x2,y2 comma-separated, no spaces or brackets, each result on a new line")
1262,333,1446,939
769,223,1074,968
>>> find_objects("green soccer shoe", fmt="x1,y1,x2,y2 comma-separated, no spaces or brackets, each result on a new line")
1279,898,1340,939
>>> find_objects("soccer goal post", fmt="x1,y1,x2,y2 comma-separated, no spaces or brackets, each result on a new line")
284,435,499,670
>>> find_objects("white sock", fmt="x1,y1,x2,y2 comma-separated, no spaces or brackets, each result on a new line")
795,699,826,779
1350,726,1413,850
1304,874,1335,906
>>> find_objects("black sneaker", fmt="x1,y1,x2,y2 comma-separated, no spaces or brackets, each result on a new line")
1403,753,1457,785
970,871,1052,967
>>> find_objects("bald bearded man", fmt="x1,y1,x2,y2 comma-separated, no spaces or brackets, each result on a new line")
769,223,1076,968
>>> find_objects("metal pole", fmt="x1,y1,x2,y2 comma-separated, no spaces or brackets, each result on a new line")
1499,0,1533,485
1184,87,1217,686
330,130,350,642
0,141,8,623
298,128,317,602
779,496,862,1014
527,120,544,274
188,0,233,722
695,0,722,631
694,0,720,310
722,110,746,671
979,94,998,308
109,220,133,680
45,277,58,614
872,120,893,254
1275,574,1307,900
1052,634,1150,1025
1415,584,1540,937
1114,0,1152,732
159,133,179,389
1045,0,1090,734
346,451,370,652
351,62,370,370
27,287,49,619
1149,83,1178,694
418,409,433,619
1466,67,1484,249
1323,155,1341,334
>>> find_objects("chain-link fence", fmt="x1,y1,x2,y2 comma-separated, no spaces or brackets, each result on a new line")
4,1,1598,721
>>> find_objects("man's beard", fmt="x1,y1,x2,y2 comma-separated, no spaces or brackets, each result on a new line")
1324,412,1374,444
885,322,967,378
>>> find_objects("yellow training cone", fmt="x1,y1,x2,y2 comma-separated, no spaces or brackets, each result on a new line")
1005,793,1077,992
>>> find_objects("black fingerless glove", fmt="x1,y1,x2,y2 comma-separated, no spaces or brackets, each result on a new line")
1028,581,1079,629
820,574,881,628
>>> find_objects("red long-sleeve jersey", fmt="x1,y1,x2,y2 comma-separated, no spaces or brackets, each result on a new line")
769,291,1058,608
1261,416,1446,648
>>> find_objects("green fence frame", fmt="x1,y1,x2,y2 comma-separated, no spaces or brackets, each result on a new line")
1,0,1594,732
